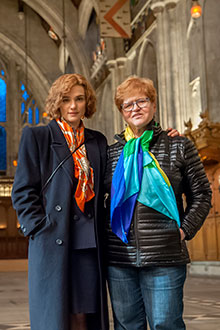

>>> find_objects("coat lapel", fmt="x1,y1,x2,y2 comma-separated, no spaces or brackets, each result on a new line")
48,120,74,184
85,129,100,196
48,121,100,192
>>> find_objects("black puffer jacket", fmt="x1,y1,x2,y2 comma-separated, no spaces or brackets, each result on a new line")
104,122,212,267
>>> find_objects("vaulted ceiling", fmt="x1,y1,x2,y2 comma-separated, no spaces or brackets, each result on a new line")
0,0,99,103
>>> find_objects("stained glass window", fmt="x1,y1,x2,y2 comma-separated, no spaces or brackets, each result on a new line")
0,69,6,173
28,107,33,124
0,126,6,171
0,76,6,122
21,102,25,114
35,107,39,124
20,82,40,125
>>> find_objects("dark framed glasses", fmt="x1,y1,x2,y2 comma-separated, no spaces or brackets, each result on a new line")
121,97,151,112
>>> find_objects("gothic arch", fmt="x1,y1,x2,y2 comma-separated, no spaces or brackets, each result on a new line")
0,58,8,79
0,33,49,109
137,38,159,119
137,38,157,82
22,0,90,77
100,77,115,143
78,0,99,40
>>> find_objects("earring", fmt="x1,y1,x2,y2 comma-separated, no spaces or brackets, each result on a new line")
81,115,85,120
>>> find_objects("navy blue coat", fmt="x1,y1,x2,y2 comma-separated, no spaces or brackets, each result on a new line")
11,119,109,330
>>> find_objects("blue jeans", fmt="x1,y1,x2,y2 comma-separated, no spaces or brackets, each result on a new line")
107,265,186,330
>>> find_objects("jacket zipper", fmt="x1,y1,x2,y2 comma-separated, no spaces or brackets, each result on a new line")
134,207,141,267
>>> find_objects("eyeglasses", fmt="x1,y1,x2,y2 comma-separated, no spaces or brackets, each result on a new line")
121,97,151,112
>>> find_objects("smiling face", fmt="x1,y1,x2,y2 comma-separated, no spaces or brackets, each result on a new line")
60,85,86,129
121,90,156,136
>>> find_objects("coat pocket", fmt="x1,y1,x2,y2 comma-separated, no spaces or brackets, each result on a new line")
29,214,52,238
138,215,182,255
150,219,182,255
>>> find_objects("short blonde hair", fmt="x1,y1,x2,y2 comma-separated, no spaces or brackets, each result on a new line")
45,73,96,119
115,76,157,111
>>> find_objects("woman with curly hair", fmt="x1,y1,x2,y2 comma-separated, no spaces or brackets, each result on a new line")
12,74,109,330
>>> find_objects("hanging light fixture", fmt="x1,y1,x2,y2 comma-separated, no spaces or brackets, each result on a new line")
62,0,67,74
18,0,24,20
24,4,28,89
48,27,58,41
191,0,202,18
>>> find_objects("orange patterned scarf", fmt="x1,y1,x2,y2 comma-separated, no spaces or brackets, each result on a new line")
56,118,95,212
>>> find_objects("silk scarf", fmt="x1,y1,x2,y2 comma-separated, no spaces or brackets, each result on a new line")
111,126,180,243
56,118,95,212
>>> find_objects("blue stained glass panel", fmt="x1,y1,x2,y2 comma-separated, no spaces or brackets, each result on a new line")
1,70,5,76
22,90,29,101
35,107,39,124
21,84,25,91
28,108,33,124
0,126,6,170
21,102,25,115
0,78,6,122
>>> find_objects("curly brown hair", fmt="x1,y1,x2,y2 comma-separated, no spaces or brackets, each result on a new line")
45,73,96,119
115,76,157,112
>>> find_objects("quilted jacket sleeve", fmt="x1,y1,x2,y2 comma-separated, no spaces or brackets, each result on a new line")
181,138,212,240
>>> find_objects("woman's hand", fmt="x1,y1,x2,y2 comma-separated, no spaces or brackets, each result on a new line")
167,128,181,137
179,228,186,241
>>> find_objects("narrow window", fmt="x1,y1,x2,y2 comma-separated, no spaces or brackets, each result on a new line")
0,126,6,171
0,77,6,122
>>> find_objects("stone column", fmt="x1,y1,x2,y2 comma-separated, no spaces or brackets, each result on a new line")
6,60,20,177
151,0,190,132
106,57,128,134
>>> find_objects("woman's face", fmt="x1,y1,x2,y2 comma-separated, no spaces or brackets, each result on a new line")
121,91,156,132
60,85,86,128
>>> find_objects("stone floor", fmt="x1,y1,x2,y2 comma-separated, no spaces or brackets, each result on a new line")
0,261,220,330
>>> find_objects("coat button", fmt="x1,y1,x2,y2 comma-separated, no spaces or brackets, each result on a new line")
55,205,62,212
55,239,63,245
73,215,79,221
88,213,92,219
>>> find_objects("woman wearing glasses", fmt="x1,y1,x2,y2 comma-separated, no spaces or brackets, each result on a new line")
104,76,212,330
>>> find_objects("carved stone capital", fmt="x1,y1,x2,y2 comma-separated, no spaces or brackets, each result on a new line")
116,57,127,69
165,0,180,10
150,1,164,15
106,60,117,71
151,0,180,14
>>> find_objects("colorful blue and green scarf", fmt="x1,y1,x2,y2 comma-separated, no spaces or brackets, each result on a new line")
111,126,180,243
